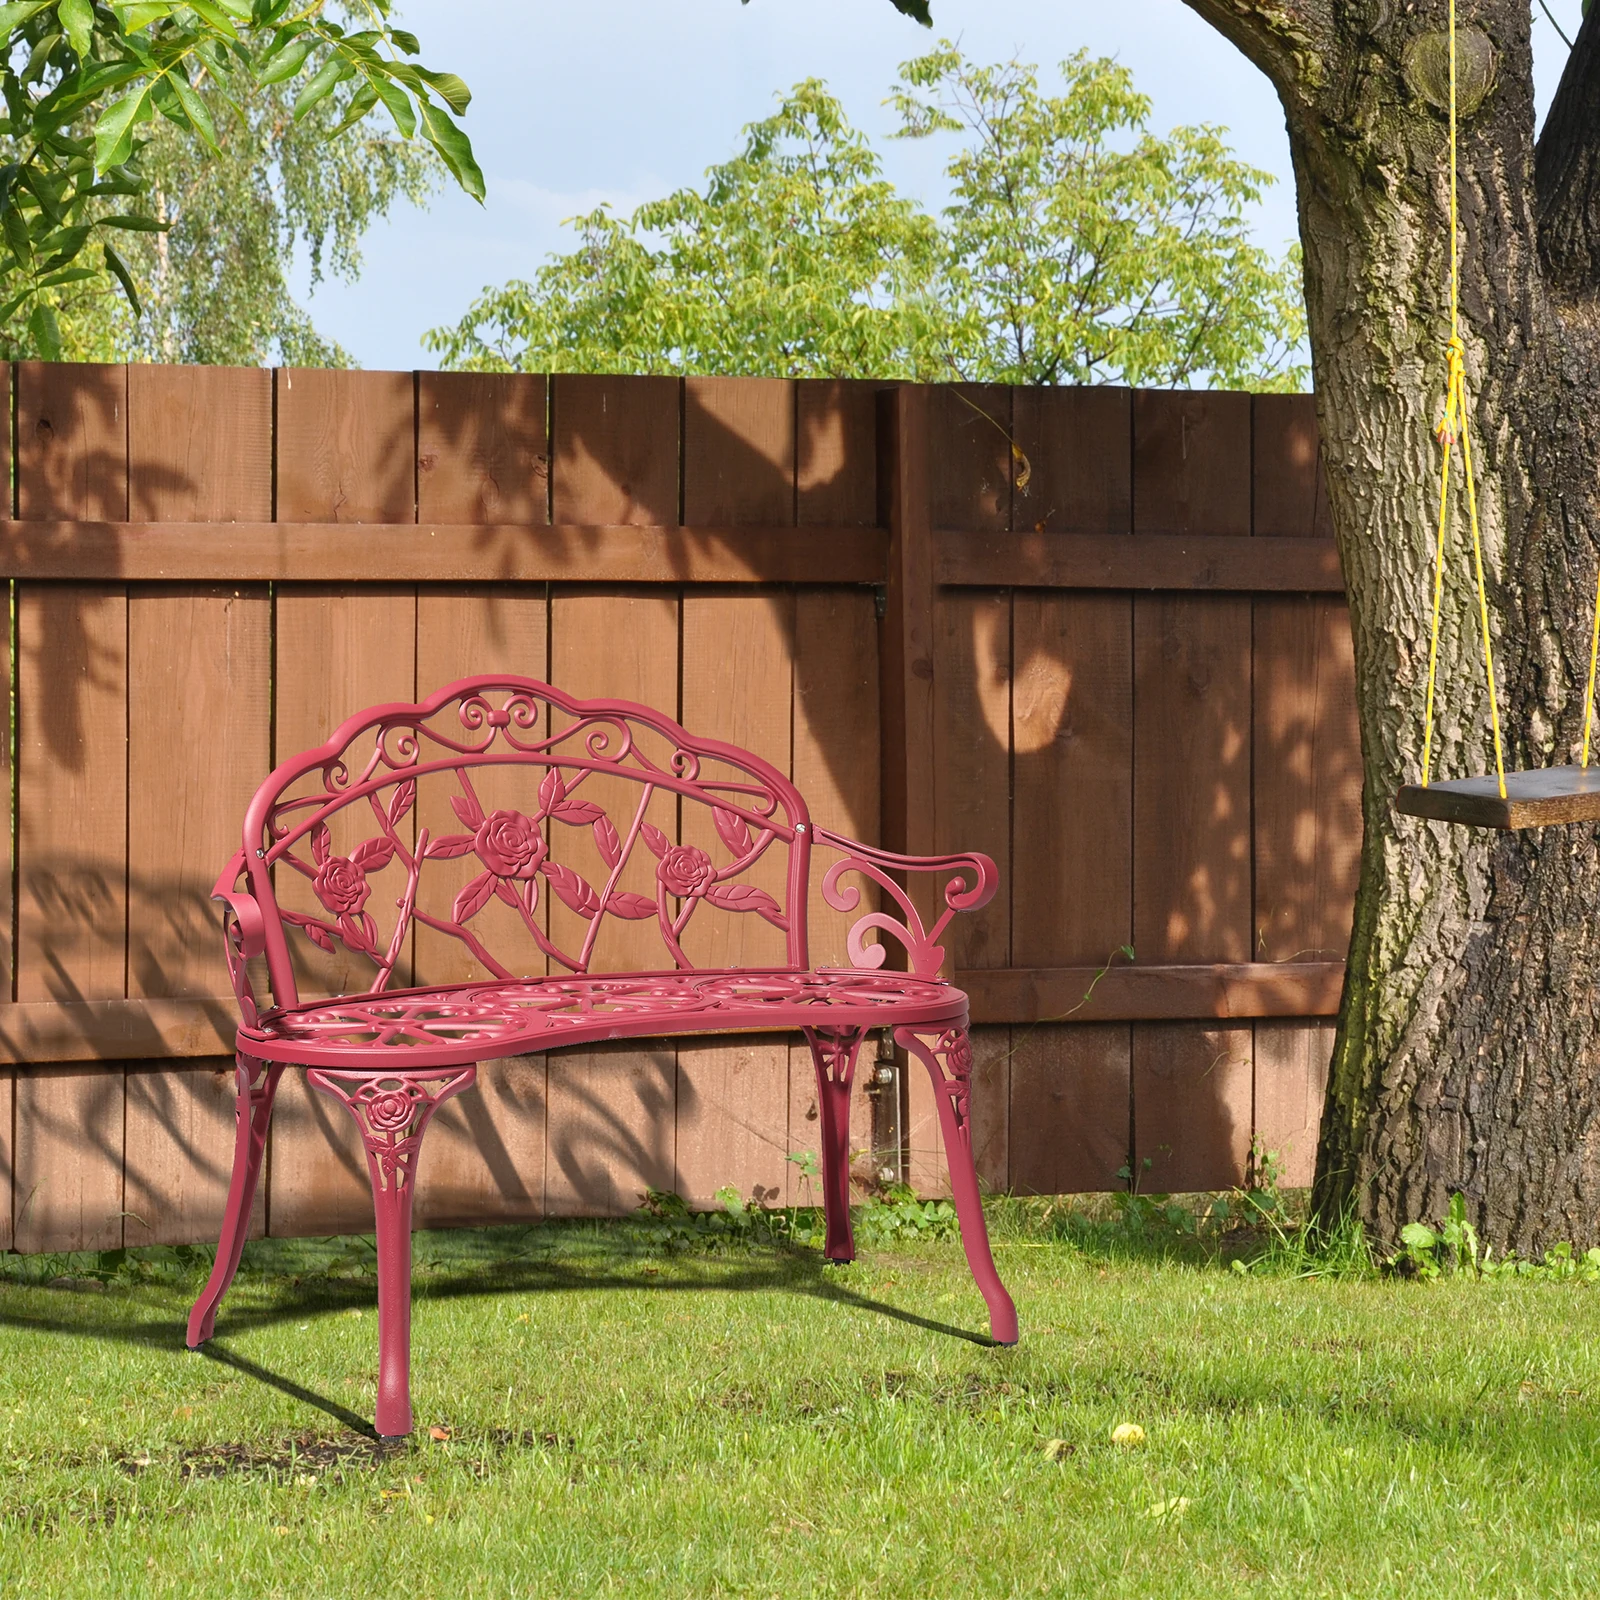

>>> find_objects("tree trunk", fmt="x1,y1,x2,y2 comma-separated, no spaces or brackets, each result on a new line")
1182,0,1600,1254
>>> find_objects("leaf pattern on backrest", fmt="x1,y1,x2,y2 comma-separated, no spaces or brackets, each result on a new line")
253,680,811,1000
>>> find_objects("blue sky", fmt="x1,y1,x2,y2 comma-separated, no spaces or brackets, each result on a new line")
302,0,1586,370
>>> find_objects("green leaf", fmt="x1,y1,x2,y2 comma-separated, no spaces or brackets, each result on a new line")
38,264,98,289
103,239,141,317
98,212,166,230
1399,1222,1438,1252
329,79,378,139
169,71,218,148
28,299,61,360
257,35,311,86
94,84,151,171
113,3,176,31
292,52,349,120
57,0,94,56
39,221,91,267
389,28,419,53
185,0,240,34
418,97,483,202
412,65,470,114
368,70,415,138
2,205,33,263
0,2,54,33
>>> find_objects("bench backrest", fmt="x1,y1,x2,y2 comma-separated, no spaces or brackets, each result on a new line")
240,676,814,1008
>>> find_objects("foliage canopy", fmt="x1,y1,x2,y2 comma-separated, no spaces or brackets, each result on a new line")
428,46,1306,391
0,0,478,358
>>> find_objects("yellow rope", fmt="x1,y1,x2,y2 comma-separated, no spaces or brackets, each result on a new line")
1583,565,1600,766
1418,0,1507,799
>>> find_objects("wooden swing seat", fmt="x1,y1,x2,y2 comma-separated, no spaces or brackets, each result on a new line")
1395,765,1600,830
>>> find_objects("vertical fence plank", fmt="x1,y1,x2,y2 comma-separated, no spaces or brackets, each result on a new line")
0,1069,11,1252
676,1034,790,1208
414,372,551,991
551,373,678,527
914,385,1013,1197
15,1065,124,1252
1252,393,1333,540
797,379,877,527
275,368,414,524
1132,1024,1253,1192
678,377,794,1201
1252,393,1359,968
14,363,128,1251
793,590,879,967
1006,388,1135,1187
16,363,128,1005
1253,599,1362,963
126,368,272,997
1131,390,1253,1195
125,1062,265,1246
415,1056,548,1228
270,369,418,1238
1010,1024,1131,1194
547,373,680,1213
418,371,548,524
793,381,880,1188
969,1025,1010,1191
412,590,550,990
412,375,555,1217
1012,385,1132,534
545,1042,676,1216
795,373,881,963
123,365,274,1249
0,362,11,1002
1253,1021,1333,1187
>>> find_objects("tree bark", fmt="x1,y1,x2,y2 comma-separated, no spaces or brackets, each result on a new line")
1182,0,1600,1254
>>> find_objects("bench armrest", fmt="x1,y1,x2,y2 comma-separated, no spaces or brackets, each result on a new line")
810,828,997,980
213,852,269,1028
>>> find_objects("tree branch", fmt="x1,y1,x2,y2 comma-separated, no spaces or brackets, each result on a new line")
1179,0,1339,110
1536,3,1600,291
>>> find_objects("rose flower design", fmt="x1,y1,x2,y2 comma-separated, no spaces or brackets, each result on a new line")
947,1033,974,1078
658,844,716,898
313,855,370,916
473,809,548,879
365,1089,415,1134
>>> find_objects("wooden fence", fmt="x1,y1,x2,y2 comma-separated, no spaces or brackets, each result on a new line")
0,364,1361,1255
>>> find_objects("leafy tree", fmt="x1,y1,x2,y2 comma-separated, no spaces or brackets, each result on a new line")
426,80,942,380
3,62,437,363
428,47,1306,391
0,0,479,358
889,46,1306,388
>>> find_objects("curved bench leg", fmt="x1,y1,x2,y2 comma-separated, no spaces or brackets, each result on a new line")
187,1053,284,1349
307,1065,476,1438
802,1027,867,1263
895,1025,1018,1345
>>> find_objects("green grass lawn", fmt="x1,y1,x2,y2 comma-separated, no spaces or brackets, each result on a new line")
0,1202,1597,1599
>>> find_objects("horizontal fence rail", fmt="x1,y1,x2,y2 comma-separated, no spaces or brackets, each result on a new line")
0,365,1361,1254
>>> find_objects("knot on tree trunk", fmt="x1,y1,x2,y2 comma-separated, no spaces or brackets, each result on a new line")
1403,28,1497,118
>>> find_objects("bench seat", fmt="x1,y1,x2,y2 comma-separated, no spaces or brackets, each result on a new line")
241,969,966,1066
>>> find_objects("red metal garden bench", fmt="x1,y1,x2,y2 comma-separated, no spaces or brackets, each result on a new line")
185,675,1017,1436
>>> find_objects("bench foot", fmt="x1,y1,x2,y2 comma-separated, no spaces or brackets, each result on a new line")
895,1025,1019,1346
308,1065,477,1439
187,1054,284,1349
802,1026,867,1263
